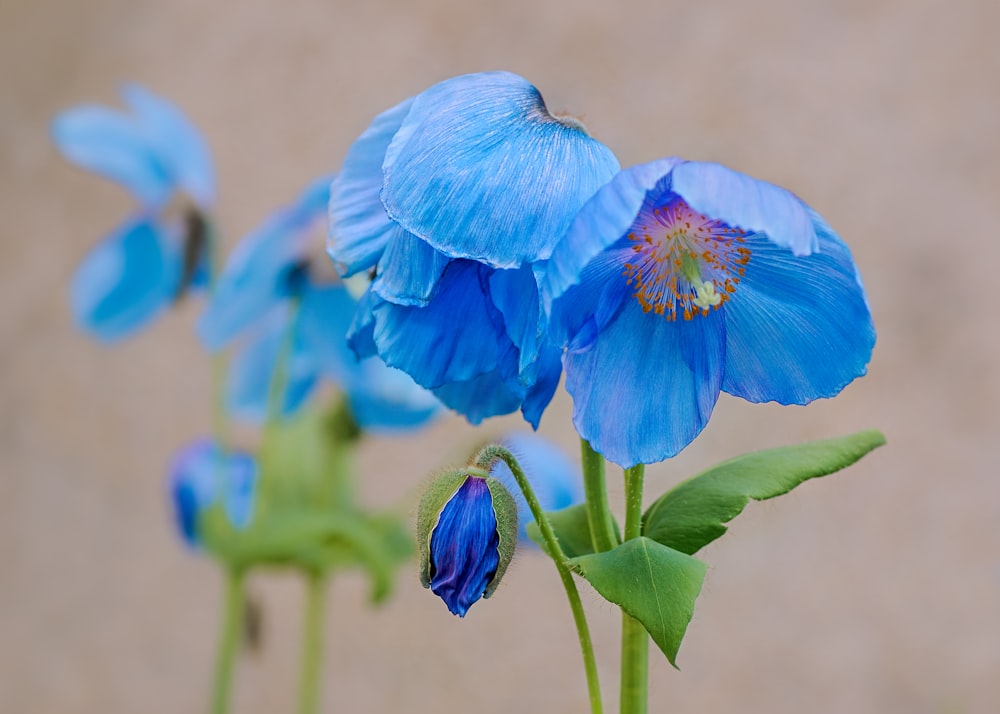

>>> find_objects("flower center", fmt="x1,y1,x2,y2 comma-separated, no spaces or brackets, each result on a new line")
622,197,751,321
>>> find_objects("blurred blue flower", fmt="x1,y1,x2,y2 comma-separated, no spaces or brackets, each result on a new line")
328,71,620,427
169,439,256,548
198,177,440,429
489,432,584,542
544,158,876,467
53,85,215,341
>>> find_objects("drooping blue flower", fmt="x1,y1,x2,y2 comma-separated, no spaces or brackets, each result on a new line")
198,177,440,429
489,432,584,542
328,71,620,428
169,439,256,548
53,85,215,341
544,158,876,467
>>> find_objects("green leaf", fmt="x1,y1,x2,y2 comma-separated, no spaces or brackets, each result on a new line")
525,504,622,559
643,429,886,555
571,537,706,667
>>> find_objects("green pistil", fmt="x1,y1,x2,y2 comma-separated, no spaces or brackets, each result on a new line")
678,252,721,310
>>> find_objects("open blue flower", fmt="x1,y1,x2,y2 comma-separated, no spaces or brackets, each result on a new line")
169,439,256,548
53,85,215,341
545,158,875,467
328,71,620,427
198,177,440,429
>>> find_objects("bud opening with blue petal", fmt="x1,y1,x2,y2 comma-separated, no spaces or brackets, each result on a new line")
417,470,517,617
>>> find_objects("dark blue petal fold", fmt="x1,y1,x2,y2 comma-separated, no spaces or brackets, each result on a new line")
382,71,620,268
431,371,525,426
371,231,451,306
429,476,500,617
564,300,726,467
70,215,181,342
720,212,875,404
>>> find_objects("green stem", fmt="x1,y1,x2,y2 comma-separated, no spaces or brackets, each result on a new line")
297,571,327,714
620,465,648,714
474,446,603,714
580,439,617,553
212,568,245,714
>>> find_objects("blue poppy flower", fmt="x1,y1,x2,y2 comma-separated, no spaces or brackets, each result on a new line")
544,158,876,467
169,439,256,548
489,432,584,542
198,177,441,429
53,85,215,341
328,71,620,428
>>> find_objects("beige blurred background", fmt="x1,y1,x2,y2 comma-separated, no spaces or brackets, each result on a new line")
2,0,998,711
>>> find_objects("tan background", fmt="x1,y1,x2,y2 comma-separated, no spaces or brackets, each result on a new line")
3,0,998,711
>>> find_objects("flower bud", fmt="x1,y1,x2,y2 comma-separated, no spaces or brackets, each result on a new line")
417,469,517,616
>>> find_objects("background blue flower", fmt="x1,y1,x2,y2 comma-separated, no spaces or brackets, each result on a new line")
53,85,215,341
545,158,876,467
328,72,620,428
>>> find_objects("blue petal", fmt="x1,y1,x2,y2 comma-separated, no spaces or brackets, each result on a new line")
720,210,875,404
328,98,414,276
382,71,620,268
345,359,442,432
488,265,543,374
519,343,562,429
221,451,258,529
70,215,181,341
564,300,726,467
297,282,366,386
52,105,173,206
544,158,682,308
371,260,518,388
121,84,216,207
431,370,525,426
226,308,319,422
198,176,332,350
429,476,500,617
671,161,818,256
371,230,451,306
490,432,584,542
346,287,380,359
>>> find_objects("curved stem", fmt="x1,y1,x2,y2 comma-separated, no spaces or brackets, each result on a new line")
474,446,603,714
580,440,617,553
297,571,327,714
620,465,648,714
212,567,245,714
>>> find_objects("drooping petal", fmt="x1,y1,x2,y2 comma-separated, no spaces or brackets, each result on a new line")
564,300,726,467
519,343,562,429
429,476,500,617
381,71,620,268
490,432,584,542
720,211,875,404
121,84,216,207
370,260,518,388
70,215,181,342
328,98,414,276
197,176,332,350
226,307,319,422
345,287,380,359
544,157,682,308
671,161,818,256
52,105,173,206
345,359,442,432
431,370,526,426
297,282,368,385
371,230,451,306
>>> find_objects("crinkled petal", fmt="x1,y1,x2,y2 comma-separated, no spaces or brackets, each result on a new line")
121,84,216,207
328,98,414,276
488,265,544,374
346,359,442,432
345,286,380,359
371,230,451,306
429,476,500,617
382,71,620,268
70,215,181,342
431,371,525,426
544,158,682,307
671,161,818,256
371,260,517,388
564,300,726,467
52,105,173,206
226,308,318,422
490,432,584,542
197,176,332,350
720,211,875,404
519,343,562,429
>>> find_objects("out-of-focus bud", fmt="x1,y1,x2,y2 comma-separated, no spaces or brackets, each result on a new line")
169,439,257,548
417,469,517,617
